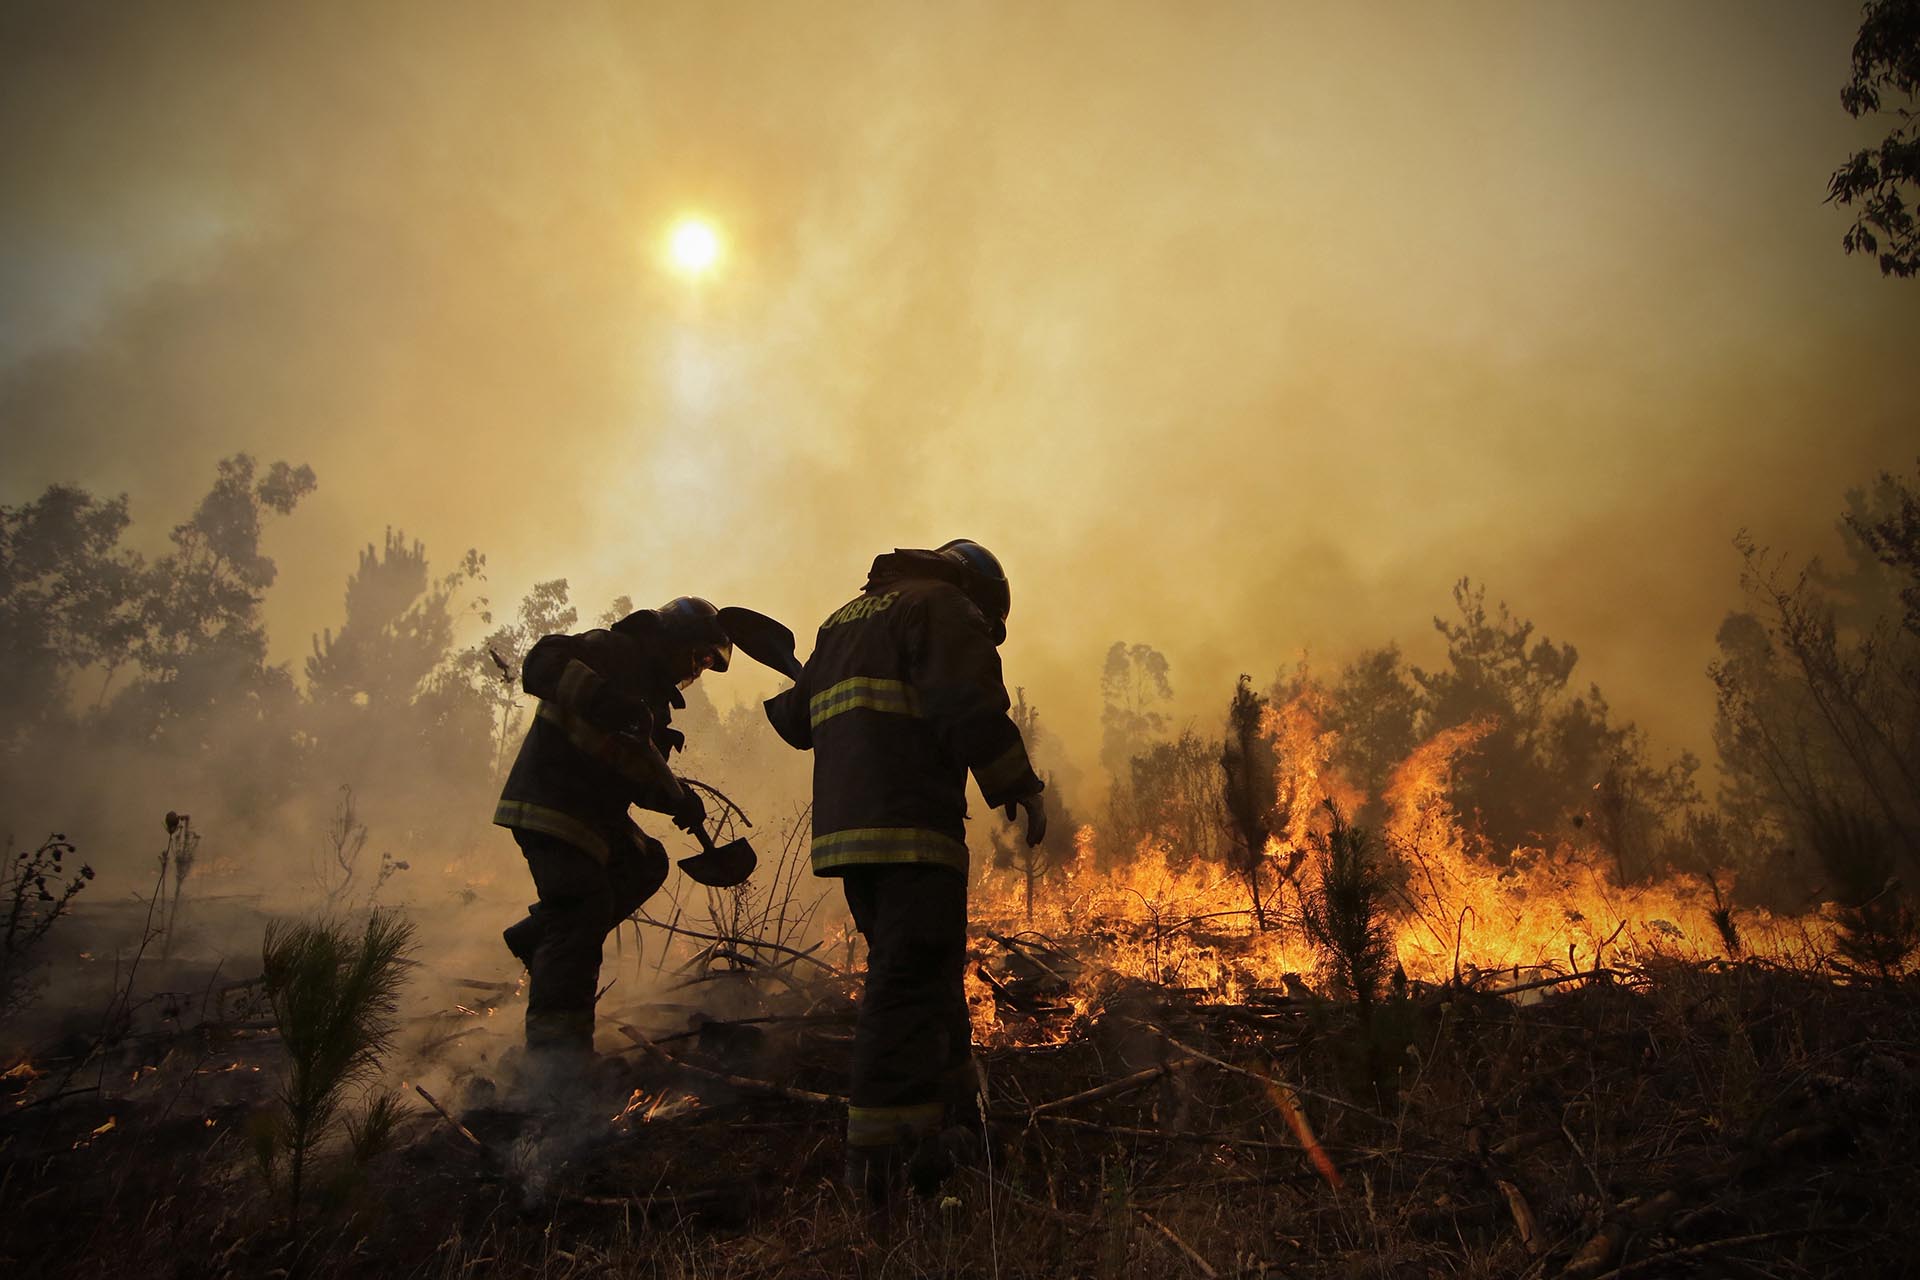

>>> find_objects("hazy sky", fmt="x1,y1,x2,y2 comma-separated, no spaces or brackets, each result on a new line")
3,0,1914,781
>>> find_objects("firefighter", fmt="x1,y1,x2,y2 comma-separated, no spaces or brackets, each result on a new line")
493,597,731,1071
764,539,1046,1202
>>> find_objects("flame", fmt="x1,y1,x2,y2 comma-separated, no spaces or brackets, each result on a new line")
968,709,1853,1047
612,1087,699,1125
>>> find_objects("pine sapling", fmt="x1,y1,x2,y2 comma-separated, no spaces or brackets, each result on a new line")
256,910,416,1225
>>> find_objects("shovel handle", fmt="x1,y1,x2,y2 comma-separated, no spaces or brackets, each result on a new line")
691,820,719,854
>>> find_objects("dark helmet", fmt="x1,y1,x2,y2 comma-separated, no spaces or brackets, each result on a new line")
655,595,733,682
935,539,1010,644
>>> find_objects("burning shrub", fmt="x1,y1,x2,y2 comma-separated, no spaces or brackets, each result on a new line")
1299,800,1393,1014
1220,674,1277,928
1805,799,1918,978
253,909,416,1223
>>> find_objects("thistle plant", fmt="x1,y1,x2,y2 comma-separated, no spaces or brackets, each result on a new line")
1,833,94,1015
254,910,416,1224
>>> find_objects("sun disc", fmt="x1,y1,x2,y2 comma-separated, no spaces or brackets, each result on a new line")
666,217,723,278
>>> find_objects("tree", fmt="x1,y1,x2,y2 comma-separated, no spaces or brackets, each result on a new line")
1099,641,1173,860
1829,0,1920,278
1099,641,1172,775
1412,579,1690,862
1325,646,1421,816
307,530,483,711
451,578,577,778
597,594,636,628
1711,467,1920,877
134,454,317,691
1128,730,1224,868
0,485,145,732
1219,675,1277,927
1411,580,1580,848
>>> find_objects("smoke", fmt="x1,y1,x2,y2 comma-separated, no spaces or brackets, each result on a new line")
3,0,1917,801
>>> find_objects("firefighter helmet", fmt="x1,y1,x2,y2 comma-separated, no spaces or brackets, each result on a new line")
935,538,1010,644
655,596,733,682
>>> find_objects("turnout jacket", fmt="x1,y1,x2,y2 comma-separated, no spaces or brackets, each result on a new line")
765,561,1042,876
493,628,687,865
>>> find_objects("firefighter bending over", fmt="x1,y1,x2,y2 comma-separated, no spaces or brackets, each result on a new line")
493,598,729,1070
765,539,1046,1203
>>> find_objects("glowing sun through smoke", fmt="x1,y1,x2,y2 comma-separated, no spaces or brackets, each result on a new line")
664,215,723,278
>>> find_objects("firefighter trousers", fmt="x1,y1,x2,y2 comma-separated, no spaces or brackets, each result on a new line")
508,828,667,1053
840,863,973,1150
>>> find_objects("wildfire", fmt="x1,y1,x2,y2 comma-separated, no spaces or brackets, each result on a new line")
968,702,1848,1047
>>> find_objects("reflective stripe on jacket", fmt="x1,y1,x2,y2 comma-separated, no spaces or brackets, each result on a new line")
765,573,1040,877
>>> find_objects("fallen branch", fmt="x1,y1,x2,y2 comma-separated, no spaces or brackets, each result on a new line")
409,1082,486,1154
1588,1226,1853,1279
1484,968,1616,999
1016,1058,1199,1119
1119,1020,1350,1189
1124,1019,1388,1124
1497,1179,1541,1256
1136,1207,1219,1278
617,1023,844,1106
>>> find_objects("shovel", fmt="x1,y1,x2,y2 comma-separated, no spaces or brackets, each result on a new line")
677,820,757,888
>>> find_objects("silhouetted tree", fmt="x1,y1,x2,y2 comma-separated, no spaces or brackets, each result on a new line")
1712,467,1920,895
1100,641,1174,861
452,578,577,778
91,455,318,819
1829,0,1920,277
1220,674,1277,927
0,485,144,732
1411,579,1692,862
307,530,483,712
1130,731,1224,868
1325,646,1420,818
1804,798,1918,977
1099,641,1172,775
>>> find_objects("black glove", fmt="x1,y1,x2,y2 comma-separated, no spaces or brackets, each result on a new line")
671,784,706,833
1002,791,1047,848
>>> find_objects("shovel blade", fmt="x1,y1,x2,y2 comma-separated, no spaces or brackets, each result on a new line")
718,607,803,680
677,838,757,888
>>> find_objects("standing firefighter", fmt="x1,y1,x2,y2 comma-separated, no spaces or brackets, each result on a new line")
765,540,1046,1202
494,597,796,1075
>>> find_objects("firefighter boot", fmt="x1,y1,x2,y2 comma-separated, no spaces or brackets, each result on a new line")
906,1125,981,1197
842,1143,905,1208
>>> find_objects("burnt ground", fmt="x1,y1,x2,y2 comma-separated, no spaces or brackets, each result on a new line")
2,941,1917,1279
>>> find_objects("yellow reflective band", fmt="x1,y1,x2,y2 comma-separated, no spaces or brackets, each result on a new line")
493,799,612,865
974,742,1031,795
809,826,968,874
808,676,921,730
846,1101,943,1148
